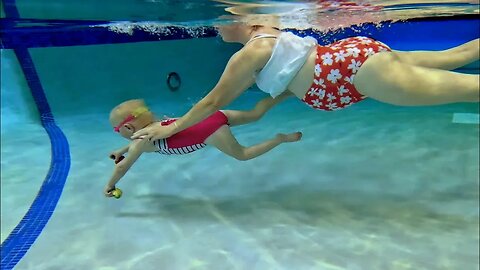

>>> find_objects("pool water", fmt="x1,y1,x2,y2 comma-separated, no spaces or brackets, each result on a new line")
2,48,479,268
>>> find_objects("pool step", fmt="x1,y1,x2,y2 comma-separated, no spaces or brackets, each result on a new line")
452,113,480,124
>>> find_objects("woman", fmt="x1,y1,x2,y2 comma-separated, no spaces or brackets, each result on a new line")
132,23,479,141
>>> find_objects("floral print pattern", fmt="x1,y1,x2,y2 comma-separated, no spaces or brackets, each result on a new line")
302,36,391,111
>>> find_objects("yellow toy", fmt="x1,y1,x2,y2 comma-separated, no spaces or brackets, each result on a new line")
112,188,123,199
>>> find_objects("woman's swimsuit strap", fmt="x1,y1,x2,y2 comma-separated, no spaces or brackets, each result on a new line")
245,34,277,45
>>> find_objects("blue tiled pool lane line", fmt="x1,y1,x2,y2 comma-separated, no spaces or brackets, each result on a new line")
2,2,70,268
1,33,72,270
0,48,72,270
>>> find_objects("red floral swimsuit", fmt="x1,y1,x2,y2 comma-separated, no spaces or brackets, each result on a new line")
302,36,391,111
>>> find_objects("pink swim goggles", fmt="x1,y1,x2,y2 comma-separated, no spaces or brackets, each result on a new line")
113,107,149,132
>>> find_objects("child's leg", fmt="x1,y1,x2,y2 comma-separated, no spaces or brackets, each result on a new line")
205,126,302,161
222,91,293,127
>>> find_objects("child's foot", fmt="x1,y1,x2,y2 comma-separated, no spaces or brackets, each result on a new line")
277,132,302,142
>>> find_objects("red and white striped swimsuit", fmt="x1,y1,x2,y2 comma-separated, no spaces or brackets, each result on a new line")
153,111,228,155
302,36,391,111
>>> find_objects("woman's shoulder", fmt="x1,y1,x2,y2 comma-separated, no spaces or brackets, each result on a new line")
241,36,276,62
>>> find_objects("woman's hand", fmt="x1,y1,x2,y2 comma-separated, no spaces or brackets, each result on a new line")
131,122,175,141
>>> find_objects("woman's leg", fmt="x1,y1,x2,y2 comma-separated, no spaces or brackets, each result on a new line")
205,126,302,160
354,52,479,106
392,38,479,70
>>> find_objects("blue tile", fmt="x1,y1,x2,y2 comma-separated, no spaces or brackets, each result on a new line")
0,47,71,269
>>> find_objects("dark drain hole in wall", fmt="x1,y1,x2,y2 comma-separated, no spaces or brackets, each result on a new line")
167,72,181,92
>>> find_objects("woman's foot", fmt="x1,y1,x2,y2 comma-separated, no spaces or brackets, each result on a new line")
277,132,302,142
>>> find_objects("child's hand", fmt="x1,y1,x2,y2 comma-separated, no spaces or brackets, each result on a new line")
109,151,120,160
104,185,115,197
109,152,124,164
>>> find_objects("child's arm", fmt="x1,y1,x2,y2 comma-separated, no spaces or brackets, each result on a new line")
104,139,147,197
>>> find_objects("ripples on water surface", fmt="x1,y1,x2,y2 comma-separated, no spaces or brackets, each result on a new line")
6,0,480,30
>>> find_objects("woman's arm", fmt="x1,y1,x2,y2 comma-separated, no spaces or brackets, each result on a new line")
131,43,272,141
174,50,260,128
